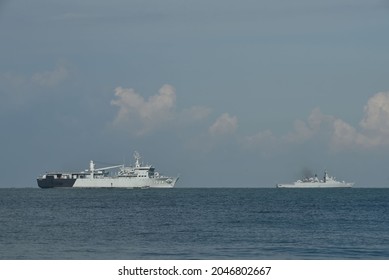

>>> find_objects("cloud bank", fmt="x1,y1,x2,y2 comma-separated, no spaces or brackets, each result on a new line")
111,85,389,154
245,91,389,152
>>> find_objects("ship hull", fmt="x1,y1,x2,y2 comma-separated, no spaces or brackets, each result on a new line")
277,182,353,188
72,177,178,188
37,177,178,189
37,178,76,188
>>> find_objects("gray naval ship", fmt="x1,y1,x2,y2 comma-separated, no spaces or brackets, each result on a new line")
276,171,353,188
37,152,179,189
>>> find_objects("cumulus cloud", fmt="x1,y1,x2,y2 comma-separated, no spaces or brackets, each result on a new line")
331,91,389,149
209,113,238,136
111,84,176,134
331,119,379,149
109,86,389,152
280,93,389,150
244,91,389,152
111,84,215,136
360,92,389,134
284,108,335,143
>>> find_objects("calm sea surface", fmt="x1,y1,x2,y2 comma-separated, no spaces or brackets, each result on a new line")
0,188,388,259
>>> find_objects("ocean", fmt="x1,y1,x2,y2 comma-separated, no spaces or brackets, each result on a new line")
0,188,388,259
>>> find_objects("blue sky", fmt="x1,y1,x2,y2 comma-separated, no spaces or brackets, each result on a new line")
1,0,389,187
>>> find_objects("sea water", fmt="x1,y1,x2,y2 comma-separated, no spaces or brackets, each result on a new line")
0,188,388,259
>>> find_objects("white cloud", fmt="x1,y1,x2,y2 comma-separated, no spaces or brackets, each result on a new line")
209,113,238,136
109,87,389,152
111,84,176,135
360,92,389,134
285,119,314,143
281,93,389,150
142,84,176,121
245,92,389,152
331,91,389,149
330,118,380,149
284,108,335,143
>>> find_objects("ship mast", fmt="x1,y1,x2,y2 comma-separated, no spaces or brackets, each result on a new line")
134,151,141,168
90,160,95,179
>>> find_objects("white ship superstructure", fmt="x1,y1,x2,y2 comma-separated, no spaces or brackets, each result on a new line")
276,171,353,188
37,152,178,189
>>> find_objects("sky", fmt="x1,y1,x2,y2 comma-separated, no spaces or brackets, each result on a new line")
1,0,389,187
